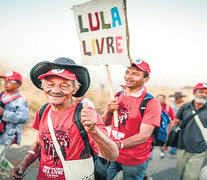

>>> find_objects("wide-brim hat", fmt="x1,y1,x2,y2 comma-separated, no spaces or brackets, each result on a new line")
169,92,186,99
30,57,90,97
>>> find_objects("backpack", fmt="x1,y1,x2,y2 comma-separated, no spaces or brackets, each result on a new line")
39,103,109,180
116,91,171,146
141,93,171,146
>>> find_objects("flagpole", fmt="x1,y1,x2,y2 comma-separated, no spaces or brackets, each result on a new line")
123,0,132,64
105,65,119,127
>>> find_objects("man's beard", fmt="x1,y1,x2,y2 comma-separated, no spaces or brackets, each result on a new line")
195,95,207,104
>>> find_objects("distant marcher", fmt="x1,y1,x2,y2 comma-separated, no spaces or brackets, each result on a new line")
102,59,162,180
169,92,186,156
169,96,175,103
173,83,207,180
156,94,175,158
169,92,186,114
157,94,175,120
73,94,95,109
10,57,118,180
0,71,29,178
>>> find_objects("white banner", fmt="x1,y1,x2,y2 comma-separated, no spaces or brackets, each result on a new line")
72,0,130,66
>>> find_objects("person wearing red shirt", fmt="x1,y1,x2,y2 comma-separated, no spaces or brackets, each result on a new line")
11,57,119,180
156,94,175,158
102,59,162,180
156,94,175,121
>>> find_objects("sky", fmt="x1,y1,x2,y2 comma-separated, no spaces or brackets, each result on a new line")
0,0,207,90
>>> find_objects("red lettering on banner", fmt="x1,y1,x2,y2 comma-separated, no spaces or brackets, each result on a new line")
115,36,123,53
88,12,100,31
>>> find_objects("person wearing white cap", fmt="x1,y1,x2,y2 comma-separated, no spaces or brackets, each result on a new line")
172,82,207,180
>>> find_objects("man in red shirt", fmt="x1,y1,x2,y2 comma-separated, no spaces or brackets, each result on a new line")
102,59,162,180
156,94,175,158
156,94,175,121
11,57,119,180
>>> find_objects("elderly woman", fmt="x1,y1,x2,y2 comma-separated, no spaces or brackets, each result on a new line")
11,57,118,180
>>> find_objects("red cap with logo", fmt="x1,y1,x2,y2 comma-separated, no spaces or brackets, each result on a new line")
0,71,22,83
193,83,207,92
38,69,78,81
132,59,151,75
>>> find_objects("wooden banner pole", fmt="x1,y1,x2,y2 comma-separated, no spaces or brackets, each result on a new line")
105,65,119,127
123,0,133,64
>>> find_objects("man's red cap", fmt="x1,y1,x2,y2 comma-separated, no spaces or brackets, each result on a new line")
38,69,78,81
0,71,22,83
193,83,207,92
132,59,151,75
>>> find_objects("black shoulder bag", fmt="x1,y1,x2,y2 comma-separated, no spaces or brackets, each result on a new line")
166,107,206,147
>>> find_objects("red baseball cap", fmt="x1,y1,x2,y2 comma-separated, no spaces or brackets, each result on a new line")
0,71,22,83
193,83,207,92
132,59,151,75
38,69,78,81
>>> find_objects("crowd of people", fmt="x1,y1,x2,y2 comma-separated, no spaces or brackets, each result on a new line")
0,57,206,180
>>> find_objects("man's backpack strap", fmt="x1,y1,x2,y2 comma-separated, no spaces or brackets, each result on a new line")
140,93,154,116
0,91,5,106
0,91,23,104
74,103,92,159
115,90,124,97
179,105,206,129
0,91,4,100
116,92,154,116
39,103,49,121
38,102,94,159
